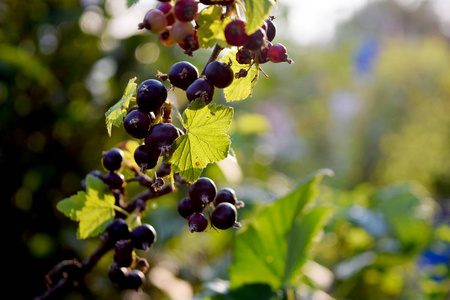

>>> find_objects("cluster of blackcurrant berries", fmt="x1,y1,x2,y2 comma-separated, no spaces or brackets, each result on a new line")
122,78,183,173
177,177,244,232
167,59,233,105
106,219,157,290
227,17,293,67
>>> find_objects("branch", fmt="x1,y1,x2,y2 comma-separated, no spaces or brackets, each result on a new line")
200,44,224,76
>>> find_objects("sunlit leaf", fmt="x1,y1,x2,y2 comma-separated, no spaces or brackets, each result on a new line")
197,5,232,49
168,100,234,183
105,77,137,136
243,0,276,35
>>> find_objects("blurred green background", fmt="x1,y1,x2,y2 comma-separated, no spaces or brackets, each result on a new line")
3,0,449,299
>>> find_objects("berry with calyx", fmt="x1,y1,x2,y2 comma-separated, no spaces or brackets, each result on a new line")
257,47,270,64
170,21,194,44
130,224,157,251
102,148,124,171
174,0,198,22
103,171,125,189
159,27,177,47
188,212,208,232
211,202,241,230
178,30,199,55
120,269,146,290
138,9,168,34
265,18,276,42
186,78,215,104
178,197,204,219
123,107,153,139
145,122,181,155
214,187,244,207
136,79,167,113
169,61,199,90
134,144,160,173
114,239,134,267
189,177,217,205
268,43,293,64
243,27,267,51
156,162,172,177
224,19,248,46
205,61,234,88
106,219,131,244
108,265,129,285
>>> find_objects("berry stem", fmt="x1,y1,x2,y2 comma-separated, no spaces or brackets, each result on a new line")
200,44,224,76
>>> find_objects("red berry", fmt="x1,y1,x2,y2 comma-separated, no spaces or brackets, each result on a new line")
170,21,194,44
224,19,248,46
139,9,168,34
157,2,175,25
267,43,288,63
174,0,198,22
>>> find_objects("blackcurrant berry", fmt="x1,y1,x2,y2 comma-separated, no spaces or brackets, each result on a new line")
156,162,172,177
106,219,131,244
257,47,270,64
188,212,208,232
211,202,240,230
123,108,153,139
200,0,235,5
121,269,146,290
134,144,160,173
174,0,198,22
102,148,124,171
178,197,204,219
170,21,194,44
114,239,134,267
144,122,181,155
214,188,237,206
103,171,125,189
224,19,248,46
265,18,276,42
205,61,234,89
243,27,267,51
138,9,168,34
130,224,157,251
189,177,217,205
186,78,215,104
136,79,167,113
108,266,129,285
169,61,199,90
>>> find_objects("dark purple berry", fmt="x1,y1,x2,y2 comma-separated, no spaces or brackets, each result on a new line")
108,266,129,285
102,148,124,171
205,61,234,89
243,27,267,51
136,79,167,113
224,19,248,46
134,144,160,173
188,212,208,232
178,197,204,219
106,219,131,244
189,177,217,205
144,123,181,155
186,78,215,104
265,18,276,42
103,171,125,189
214,188,237,206
200,0,235,5
120,269,145,290
211,202,240,230
236,47,252,64
123,108,153,139
169,61,199,90
114,239,134,267
130,224,157,251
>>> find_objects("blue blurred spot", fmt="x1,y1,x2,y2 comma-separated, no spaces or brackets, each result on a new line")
354,38,379,75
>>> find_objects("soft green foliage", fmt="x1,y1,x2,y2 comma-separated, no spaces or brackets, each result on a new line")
168,99,234,183
105,77,137,136
243,0,276,34
57,175,124,239
220,50,259,101
197,5,232,49
229,169,334,290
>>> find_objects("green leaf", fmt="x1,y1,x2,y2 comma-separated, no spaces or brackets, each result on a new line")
229,169,334,290
127,0,139,7
197,5,232,48
243,0,276,34
168,100,234,183
105,77,137,136
220,50,259,102
57,175,120,239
